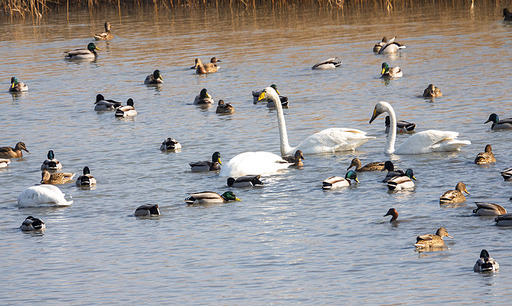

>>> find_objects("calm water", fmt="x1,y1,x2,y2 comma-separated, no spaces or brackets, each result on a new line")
1,3,512,303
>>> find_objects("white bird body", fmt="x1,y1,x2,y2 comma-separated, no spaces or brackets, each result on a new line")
474,250,499,272
219,151,291,177
17,185,73,207
0,158,10,168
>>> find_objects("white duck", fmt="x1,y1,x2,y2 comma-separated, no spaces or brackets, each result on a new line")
17,185,73,208
369,102,471,154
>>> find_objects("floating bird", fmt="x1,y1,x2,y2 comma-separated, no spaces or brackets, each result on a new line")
160,138,181,151
94,22,113,40
9,77,28,92
189,152,221,172
322,170,359,190
219,151,291,177
374,36,406,54
422,84,442,98
282,150,305,167
227,175,264,188
41,150,62,171
134,204,160,217
347,158,385,172
387,169,416,191
385,116,416,134
144,70,163,85
381,161,405,183
216,100,235,114
414,227,452,249
440,182,469,205
193,57,221,74
20,216,46,231
485,113,512,130
504,8,512,21
474,249,499,272
75,166,96,187
370,102,471,154
473,202,507,216
64,43,99,60
252,84,289,108
495,213,512,226
41,169,75,184
500,167,512,180
383,208,398,222
115,99,137,117
94,94,122,111
185,191,240,205
381,62,402,78
17,185,73,207
311,57,342,70
0,142,29,158
474,144,496,165
0,158,10,168
194,88,214,105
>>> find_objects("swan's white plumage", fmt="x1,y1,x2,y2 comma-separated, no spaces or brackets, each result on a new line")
219,152,291,177
17,185,73,207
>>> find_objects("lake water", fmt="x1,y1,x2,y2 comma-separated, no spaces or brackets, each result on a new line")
1,2,512,303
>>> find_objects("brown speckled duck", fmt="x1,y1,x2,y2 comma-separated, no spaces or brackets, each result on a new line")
422,84,442,98
347,158,385,172
282,150,305,167
193,57,221,74
440,182,469,205
473,202,507,216
474,144,496,165
0,142,29,158
216,100,235,114
94,22,113,40
414,227,453,249
41,169,75,185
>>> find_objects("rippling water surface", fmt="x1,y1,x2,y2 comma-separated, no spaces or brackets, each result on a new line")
1,3,512,303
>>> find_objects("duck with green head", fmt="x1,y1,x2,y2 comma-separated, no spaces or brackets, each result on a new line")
65,43,99,60
76,166,97,187
322,170,359,190
227,175,264,188
41,150,62,171
9,77,28,92
185,191,241,205
189,152,221,172
485,113,512,130
94,94,122,111
194,88,214,105
381,62,402,78
134,204,160,217
144,70,163,85
387,169,416,191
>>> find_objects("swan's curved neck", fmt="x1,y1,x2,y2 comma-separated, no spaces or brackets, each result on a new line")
269,89,293,156
384,104,397,154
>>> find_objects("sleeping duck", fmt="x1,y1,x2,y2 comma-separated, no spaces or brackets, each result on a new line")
144,70,163,85
160,138,182,151
282,150,305,167
501,167,512,180
20,216,46,231
414,227,452,249
9,77,28,92
474,144,496,165
41,169,75,185
347,158,385,172
485,113,512,130
474,249,499,272
41,150,62,171
252,84,289,108
504,8,512,21
94,94,122,111
216,100,235,114
440,182,469,205
115,99,137,117
311,57,342,70
322,170,359,190
383,208,398,222
193,57,221,74
382,161,405,183
381,62,402,78
385,116,416,133
495,213,512,226
75,166,96,187
0,142,29,158
387,169,416,191
185,191,240,205
227,175,264,187
194,88,214,105
189,152,221,172
94,22,113,40
134,204,160,216
473,202,507,216
422,84,442,98
374,36,406,54
64,43,99,60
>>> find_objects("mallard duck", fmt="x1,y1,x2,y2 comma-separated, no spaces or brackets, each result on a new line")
252,84,289,108
160,138,181,151
385,116,416,134
216,100,235,114
17,185,73,207
64,43,99,60
227,175,264,187
311,57,342,70
422,84,442,98
485,113,512,130
41,169,75,184
473,202,507,216
115,99,137,117
387,169,416,191
504,8,512,21
193,57,221,74
500,167,512,180
134,204,160,216
414,227,452,249
474,249,499,272
282,150,305,167
381,62,402,78
374,36,406,54
185,191,240,205
347,158,385,172
41,150,62,171
75,166,96,187
495,213,512,226
194,88,214,105
0,142,29,158
382,161,405,183
0,158,10,168
189,152,221,172
474,144,496,165
94,94,122,111
94,22,113,40
440,182,469,205
144,70,163,85
383,208,398,222
9,77,28,92
20,216,46,231
322,170,359,190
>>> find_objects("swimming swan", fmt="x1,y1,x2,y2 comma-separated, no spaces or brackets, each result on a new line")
219,151,291,177
369,101,471,154
17,185,73,207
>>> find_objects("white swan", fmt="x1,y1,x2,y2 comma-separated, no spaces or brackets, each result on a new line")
17,185,73,208
369,101,471,154
219,151,291,177
259,87,374,155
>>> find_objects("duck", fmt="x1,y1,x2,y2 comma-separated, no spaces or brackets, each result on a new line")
500,167,512,180
17,185,73,207
252,84,289,108
311,57,342,70
474,144,496,165
260,87,374,155
387,169,416,191
64,43,99,60
94,22,113,40
383,208,398,222
20,216,46,231
414,227,453,249
115,99,137,117
193,57,221,74
194,88,214,105
381,62,402,78
9,77,28,92
94,94,122,111
282,150,305,167
41,169,75,185
144,70,163,85
474,249,499,272
422,84,442,98
134,204,160,217
381,161,405,183
473,202,507,216
185,191,240,205
216,100,235,114
369,102,471,154
0,158,10,168
41,150,62,171
0,142,29,158
385,116,416,134
160,138,181,151
485,113,512,130
227,175,264,187
374,36,406,54
75,166,96,187
347,158,385,172
504,8,512,21
219,151,291,177
440,182,469,205
495,213,512,226
322,170,359,190
189,152,221,172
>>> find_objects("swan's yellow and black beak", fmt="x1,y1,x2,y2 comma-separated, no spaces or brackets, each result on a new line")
369,108,380,124
257,91,266,102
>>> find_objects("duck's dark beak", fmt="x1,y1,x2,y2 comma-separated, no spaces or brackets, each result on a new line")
369,108,379,124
